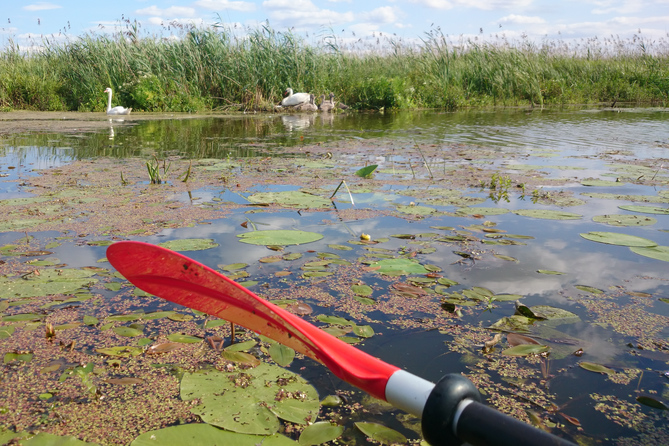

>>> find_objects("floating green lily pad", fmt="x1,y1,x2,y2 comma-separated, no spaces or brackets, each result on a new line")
17,432,100,445
395,205,437,216
355,165,378,178
0,269,98,299
181,363,319,435
538,270,565,275
167,334,203,344
581,179,621,187
369,258,429,276
579,231,657,247
618,205,669,215
579,362,614,375
354,422,407,445
158,238,219,251
268,343,295,367
113,326,143,337
592,214,656,227
131,424,297,446
247,191,331,208
629,245,669,262
237,230,323,246
298,422,344,445
351,284,373,296
456,207,509,216
513,210,582,220
502,344,549,356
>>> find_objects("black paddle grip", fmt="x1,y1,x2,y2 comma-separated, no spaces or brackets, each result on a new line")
421,374,576,446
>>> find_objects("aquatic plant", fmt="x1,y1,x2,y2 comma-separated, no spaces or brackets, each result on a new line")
0,19,667,111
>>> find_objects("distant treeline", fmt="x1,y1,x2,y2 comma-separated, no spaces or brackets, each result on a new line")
0,24,667,112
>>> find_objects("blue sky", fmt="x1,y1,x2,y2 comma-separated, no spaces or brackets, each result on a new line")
2,1,668,51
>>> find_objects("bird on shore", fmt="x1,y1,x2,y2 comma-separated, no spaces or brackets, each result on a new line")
281,88,310,107
104,88,132,115
330,92,349,110
294,94,318,112
318,94,333,112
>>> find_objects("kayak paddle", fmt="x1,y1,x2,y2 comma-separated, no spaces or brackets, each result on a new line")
106,241,575,446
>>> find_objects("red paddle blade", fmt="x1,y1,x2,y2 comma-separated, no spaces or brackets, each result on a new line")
106,241,398,400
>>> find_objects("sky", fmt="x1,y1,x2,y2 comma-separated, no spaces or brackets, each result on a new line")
1,0,668,51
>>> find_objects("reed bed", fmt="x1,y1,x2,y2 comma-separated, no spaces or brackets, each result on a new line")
0,20,667,112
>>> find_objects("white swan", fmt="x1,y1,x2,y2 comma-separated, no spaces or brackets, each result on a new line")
281,88,310,107
104,88,132,115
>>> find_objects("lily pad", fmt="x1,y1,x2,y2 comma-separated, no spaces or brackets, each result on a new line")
181,363,319,435
298,422,344,445
368,258,429,276
579,362,614,375
354,422,407,445
113,326,143,337
351,284,373,296
456,207,509,216
247,191,331,209
355,165,378,178
95,346,143,357
579,232,657,247
581,179,621,187
513,209,582,220
618,205,669,215
166,334,203,344
629,245,669,262
538,270,565,275
237,230,323,246
592,214,656,227
502,344,549,356
158,238,219,251
636,396,669,411
395,205,437,216
131,424,297,446
268,343,295,366
0,269,98,299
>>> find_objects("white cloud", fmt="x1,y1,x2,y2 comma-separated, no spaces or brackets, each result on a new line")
499,14,546,25
135,6,197,18
23,2,62,11
360,7,399,24
262,0,354,28
409,0,454,10
195,0,257,12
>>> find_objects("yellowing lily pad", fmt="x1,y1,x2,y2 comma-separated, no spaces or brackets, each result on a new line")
502,344,549,356
237,230,323,246
580,231,657,247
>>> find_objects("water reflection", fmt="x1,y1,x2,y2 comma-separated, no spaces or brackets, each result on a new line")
281,114,316,132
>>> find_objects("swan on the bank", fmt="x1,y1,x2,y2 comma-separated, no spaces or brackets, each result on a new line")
104,88,132,115
281,88,310,107
294,94,318,112
330,92,349,110
318,94,333,112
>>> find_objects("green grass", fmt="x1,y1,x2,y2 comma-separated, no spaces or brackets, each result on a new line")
0,22,667,112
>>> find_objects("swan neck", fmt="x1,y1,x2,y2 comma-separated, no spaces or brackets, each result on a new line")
106,90,112,111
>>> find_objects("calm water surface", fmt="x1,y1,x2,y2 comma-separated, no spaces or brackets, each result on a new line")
1,107,668,443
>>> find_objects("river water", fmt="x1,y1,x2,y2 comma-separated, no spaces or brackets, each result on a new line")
0,107,668,444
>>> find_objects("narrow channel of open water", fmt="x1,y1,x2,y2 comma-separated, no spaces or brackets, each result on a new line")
1,107,668,443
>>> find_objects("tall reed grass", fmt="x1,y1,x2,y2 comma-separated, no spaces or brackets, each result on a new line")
0,19,667,112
